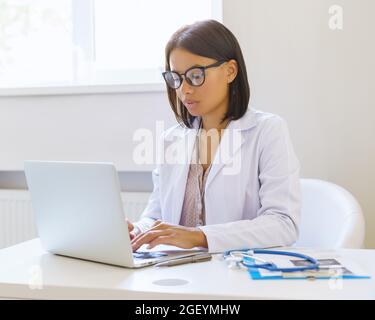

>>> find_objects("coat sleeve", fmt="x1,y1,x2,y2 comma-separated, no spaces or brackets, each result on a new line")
198,116,302,253
132,167,161,233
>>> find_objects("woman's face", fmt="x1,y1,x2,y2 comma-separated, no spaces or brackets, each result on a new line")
169,48,237,118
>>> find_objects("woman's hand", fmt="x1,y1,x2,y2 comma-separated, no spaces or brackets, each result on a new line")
131,220,208,251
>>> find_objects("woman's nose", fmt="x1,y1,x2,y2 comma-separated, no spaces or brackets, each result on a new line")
179,76,194,95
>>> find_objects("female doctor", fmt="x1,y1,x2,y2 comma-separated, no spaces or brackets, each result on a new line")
129,20,301,253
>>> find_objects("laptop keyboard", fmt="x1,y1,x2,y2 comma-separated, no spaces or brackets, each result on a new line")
133,251,168,260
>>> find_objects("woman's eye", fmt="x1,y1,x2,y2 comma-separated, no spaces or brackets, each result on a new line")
189,70,203,79
194,70,203,76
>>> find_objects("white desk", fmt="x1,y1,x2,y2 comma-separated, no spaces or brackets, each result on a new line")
0,239,374,300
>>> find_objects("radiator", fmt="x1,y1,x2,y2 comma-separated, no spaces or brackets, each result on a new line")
0,189,150,249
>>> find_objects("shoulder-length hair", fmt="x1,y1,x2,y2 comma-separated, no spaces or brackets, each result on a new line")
164,19,250,128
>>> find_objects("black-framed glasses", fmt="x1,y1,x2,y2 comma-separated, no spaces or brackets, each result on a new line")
162,60,227,89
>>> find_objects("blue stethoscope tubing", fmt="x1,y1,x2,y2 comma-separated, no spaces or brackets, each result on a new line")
223,249,320,272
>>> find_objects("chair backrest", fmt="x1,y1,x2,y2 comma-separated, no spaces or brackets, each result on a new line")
294,179,365,249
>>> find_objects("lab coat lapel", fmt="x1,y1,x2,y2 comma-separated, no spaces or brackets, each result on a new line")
205,109,257,189
204,125,245,189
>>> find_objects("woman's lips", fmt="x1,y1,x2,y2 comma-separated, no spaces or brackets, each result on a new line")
184,100,199,109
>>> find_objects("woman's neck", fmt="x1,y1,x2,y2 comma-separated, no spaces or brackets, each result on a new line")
201,112,230,132
201,117,229,132
201,101,230,131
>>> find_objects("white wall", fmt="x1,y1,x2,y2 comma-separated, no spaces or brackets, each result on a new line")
223,0,375,247
0,92,175,171
0,0,374,247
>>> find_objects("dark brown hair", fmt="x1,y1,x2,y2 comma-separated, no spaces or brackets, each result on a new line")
164,19,250,128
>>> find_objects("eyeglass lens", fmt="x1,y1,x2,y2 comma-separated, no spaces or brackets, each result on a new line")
164,68,205,89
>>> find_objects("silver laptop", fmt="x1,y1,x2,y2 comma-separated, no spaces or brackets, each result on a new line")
24,160,205,268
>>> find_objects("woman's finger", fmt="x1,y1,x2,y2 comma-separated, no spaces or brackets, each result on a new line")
132,229,173,251
129,231,136,240
131,221,170,244
127,220,134,232
147,234,177,249
152,219,162,227
131,228,149,244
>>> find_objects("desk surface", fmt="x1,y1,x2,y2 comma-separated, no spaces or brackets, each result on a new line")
0,239,374,300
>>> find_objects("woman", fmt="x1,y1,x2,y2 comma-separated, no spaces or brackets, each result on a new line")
129,19,301,253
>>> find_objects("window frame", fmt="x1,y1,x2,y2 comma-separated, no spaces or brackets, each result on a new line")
0,0,223,97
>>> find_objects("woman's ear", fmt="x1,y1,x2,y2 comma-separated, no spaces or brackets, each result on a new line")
226,59,238,84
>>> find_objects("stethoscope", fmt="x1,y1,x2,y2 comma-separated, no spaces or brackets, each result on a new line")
223,249,320,272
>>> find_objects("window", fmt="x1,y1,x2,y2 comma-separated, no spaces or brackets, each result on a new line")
0,0,222,93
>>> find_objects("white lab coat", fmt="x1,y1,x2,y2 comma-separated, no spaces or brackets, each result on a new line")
134,108,301,253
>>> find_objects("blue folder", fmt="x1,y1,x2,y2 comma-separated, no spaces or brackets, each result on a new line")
246,257,371,280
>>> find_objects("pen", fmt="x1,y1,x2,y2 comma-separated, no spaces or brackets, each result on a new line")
154,253,212,267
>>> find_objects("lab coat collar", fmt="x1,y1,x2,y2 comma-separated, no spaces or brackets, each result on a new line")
189,107,258,132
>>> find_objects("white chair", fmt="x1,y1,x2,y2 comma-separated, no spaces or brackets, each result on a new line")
294,179,365,249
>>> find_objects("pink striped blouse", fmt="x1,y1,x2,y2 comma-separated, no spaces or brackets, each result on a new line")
179,140,212,227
